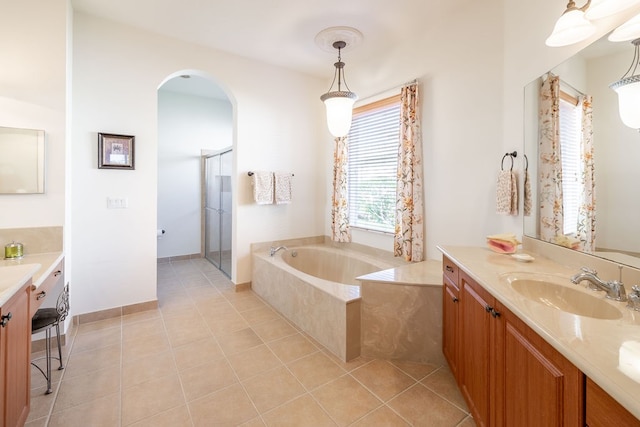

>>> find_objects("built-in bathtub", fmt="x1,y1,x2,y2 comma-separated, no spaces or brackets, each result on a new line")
251,243,396,361
251,239,444,364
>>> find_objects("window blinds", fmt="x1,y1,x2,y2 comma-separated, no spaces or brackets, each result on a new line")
559,98,582,236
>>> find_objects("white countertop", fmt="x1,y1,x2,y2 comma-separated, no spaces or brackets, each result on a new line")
0,252,64,306
438,245,640,420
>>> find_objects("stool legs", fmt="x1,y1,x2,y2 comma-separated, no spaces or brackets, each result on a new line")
55,323,64,370
44,328,52,394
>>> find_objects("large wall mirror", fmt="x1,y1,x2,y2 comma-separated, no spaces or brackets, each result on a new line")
524,32,640,269
0,126,46,194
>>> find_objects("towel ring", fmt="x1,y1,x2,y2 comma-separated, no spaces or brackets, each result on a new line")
501,151,517,171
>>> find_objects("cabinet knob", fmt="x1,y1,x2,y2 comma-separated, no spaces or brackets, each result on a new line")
0,312,12,327
490,308,501,318
452,296,459,303
54,270,62,277
446,265,454,273
36,291,47,300
485,305,493,313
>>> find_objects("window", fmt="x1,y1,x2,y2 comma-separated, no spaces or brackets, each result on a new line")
559,91,582,236
347,95,401,233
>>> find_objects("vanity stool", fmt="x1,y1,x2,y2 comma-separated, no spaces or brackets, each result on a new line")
31,283,69,394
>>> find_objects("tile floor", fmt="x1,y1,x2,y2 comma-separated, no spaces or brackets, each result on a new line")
26,258,475,426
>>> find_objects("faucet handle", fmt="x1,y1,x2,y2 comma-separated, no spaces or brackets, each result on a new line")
580,266,598,275
632,285,640,295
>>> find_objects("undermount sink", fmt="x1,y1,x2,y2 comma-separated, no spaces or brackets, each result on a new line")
504,274,623,320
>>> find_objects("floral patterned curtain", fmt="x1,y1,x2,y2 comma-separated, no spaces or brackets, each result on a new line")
538,75,564,243
331,136,351,242
394,82,424,262
576,95,596,252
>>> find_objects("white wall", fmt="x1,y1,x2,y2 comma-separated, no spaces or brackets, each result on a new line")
157,89,232,259
71,12,326,315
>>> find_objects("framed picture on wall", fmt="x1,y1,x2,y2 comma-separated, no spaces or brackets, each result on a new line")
98,133,135,170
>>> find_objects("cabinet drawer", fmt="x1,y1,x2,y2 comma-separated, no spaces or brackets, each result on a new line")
442,256,459,284
30,259,64,318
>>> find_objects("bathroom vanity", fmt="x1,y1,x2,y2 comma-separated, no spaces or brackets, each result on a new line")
440,246,640,426
0,253,65,427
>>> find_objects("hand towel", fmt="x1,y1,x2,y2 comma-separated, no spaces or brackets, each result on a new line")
486,233,521,254
275,172,292,204
523,169,532,216
496,170,518,215
252,171,274,205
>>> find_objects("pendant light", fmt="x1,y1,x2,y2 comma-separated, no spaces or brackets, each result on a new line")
609,12,640,42
320,41,358,138
546,0,596,47
585,0,637,20
610,38,640,129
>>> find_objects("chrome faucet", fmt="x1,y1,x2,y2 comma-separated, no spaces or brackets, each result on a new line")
269,245,288,257
570,267,627,302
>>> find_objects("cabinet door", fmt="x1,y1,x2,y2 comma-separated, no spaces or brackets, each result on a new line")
443,276,460,379
459,272,493,427
494,301,584,427
1,282,31,427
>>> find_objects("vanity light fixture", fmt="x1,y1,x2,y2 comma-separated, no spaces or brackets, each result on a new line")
585,0,637,20
320,40,358,138
609,12,640,41
610,38,640,129
546,0,597,47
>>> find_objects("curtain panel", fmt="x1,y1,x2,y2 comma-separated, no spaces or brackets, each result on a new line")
577,95,596,252
331,136,351,242
394,83,424,262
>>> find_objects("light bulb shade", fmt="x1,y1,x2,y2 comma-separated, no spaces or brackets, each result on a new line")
321,91,357,137
585,0,637,20
546,9,597,47
609,13,640,42
611,76,640,128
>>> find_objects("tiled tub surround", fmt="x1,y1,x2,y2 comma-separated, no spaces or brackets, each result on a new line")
252,242,407,361
359,260,445,365
439,244,640,421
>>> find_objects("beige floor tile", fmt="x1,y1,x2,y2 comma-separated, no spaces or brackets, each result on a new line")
387,383,467,427
63,343,121,379
181,274,211,288
172,336,225,371
189,383,258,426
241,365,306,413
179,357,238,401
228,295,267,312
227,344,283,380
422,366,469,412
391,360,440,381
322,350,371,372
122,318,166,342
458,416,477,426
122,332,171,361
53,366,121,412
159,292,197,314
216,327,263,355
130,405,192,427
75,317,121,335
30,359,64,391
312,375,382,426
161,305,203,324
48,393,120,427
287,351,346,390
122,308,161,325
165,317,212,348
24,417,48,427
121,373,185,425
122,350,177,388
72,325,121,353
252,317,298,342
240,417,267,427
268,333,319,363
350,405,410,427
187,285,223,299
27,385,57,422
351,360,416,401
204,310,251,335
240,305,279,325
262,394,337,427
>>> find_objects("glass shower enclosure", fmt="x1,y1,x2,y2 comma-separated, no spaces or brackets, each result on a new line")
204,149,232,278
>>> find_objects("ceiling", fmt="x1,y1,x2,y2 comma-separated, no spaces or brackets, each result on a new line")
71,0,458,79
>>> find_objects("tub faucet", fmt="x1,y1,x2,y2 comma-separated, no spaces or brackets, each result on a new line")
570,267,627,302
269,246,288,257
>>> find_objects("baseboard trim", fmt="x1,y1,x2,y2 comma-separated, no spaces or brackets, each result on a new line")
73,299,158,325
235,282,251,292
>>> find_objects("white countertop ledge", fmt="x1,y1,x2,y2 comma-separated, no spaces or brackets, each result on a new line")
438,245,640,420
0,263,40,306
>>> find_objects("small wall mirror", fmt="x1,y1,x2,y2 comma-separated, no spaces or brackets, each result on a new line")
0,126,46,194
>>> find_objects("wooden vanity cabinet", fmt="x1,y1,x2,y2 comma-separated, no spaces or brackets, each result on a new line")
448,268,584,426
586,377,640,427
442,256,460,379
0,281,31,427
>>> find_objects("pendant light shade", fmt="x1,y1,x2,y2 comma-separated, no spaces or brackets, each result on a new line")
609,13,640,42
320,41,358,138
546,1,596,47
611,39,640,129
